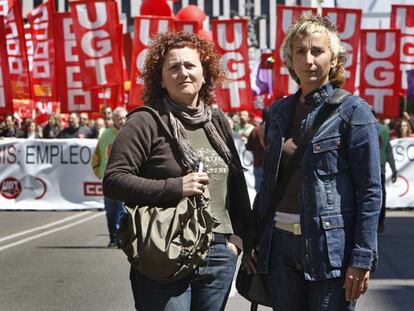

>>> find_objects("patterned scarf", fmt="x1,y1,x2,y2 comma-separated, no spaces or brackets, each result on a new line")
163,97,233,172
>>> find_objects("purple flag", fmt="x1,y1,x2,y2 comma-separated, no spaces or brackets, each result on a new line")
407,69,414,101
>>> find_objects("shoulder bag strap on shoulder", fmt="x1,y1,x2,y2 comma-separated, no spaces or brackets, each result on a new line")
134,106,173,139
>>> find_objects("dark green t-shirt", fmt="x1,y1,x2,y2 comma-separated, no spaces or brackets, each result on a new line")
185,126,233,234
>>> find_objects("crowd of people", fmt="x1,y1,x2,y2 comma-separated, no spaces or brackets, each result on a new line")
1,103,413,142
0,106,115,139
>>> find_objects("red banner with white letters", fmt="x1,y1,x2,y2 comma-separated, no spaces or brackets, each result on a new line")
359,29,401,118
55,12,99,113
322,7,361,93
174,20,199,34
391,5,414,90
0,16,12,114
274,5,317,98
24,24,33,73
69,0,123,90
0,0,32,100
129,16,173,109
27,0,56,102
211,19,253,112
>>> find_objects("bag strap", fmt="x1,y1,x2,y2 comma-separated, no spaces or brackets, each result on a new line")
133,106,174,139
255,88,351,242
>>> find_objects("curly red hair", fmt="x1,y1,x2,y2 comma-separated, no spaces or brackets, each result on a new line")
141,31,224,106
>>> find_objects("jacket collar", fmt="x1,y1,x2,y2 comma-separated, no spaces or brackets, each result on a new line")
303,83,336,110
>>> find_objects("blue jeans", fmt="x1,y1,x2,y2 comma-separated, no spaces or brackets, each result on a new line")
103,197,125,243
130,242,237,311
263,228,356,311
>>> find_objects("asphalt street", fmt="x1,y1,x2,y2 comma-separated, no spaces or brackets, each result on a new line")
0,210,413,311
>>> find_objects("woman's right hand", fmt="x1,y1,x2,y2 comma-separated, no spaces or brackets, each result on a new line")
242,252,258,275
182,172,209,197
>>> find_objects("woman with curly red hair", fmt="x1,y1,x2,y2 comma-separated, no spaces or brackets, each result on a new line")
103,32,252,310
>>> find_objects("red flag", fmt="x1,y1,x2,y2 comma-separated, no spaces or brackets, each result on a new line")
27,0,57,102
391,5,414,90
129,16,173,109
54,12,99,113
24,24,33,73
174,20,199,33
94,86,121,110
69,0,123,89
0,16,12,114
274,5,317,97
359,29,401,118
0,0,32,100
211,19,253,112
322,7,361,93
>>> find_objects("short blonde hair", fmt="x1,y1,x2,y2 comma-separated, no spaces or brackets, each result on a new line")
281,12,347,87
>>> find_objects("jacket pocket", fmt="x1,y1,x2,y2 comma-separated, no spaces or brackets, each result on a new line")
313,136,341,176
320,213,354,268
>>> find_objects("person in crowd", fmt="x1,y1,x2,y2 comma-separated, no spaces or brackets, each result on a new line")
103,31,252,311
57,112,90,138
23,119,41,139
0,117,5,131
235,110,255,143
394,118,414,138
243,13,382,311
88,118,106,138
246,107,268,193
231,112,241,131
102,106,114,128
42,114,60,138
0,114,24,138
92,107,127,247
402,111,414,132
79,112,90,128
377,120,397,233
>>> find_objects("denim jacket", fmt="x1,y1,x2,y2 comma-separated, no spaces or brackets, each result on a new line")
252,83,382,281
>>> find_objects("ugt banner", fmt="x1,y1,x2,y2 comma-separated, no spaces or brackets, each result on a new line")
211,18,253,112
0,139,102,210
129,16,173,109
0,16,13,114
274,5,317,98
27,0,56,102
391,5,414,90
54,12,99,113
322,7,361,93
70,0,123,90
0,0,32,100
359,29,401,118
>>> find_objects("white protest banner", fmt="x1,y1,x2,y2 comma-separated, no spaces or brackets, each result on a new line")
386,138,414,208
0,139,102,210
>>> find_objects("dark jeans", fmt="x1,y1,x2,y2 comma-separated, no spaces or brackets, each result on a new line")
263,228,356,311
379,173,386,225
103,197,125,243
130,242,237,311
